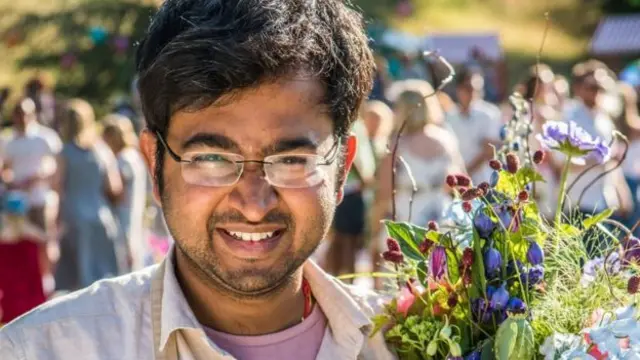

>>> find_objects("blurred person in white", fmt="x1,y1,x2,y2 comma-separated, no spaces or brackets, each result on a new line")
53,99,125,290
362,100,394,160
102,114,148,271
614,82,640,235
446,66,503,185
560,60,632,221
369,81,466,289
2,97,62,237
514,64,562,219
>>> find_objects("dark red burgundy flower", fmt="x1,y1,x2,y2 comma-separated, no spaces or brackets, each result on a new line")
506,153,520,174
386,238,400,252
533,150,545,164
454,174,472,187
446,175,457,187
489,159,502,171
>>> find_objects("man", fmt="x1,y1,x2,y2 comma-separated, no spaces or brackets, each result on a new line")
0,1,395,359
2,98,61,235
446,67,503,185
560,60,632,222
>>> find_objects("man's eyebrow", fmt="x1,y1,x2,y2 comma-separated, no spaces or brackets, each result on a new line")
182,133,239,151
264,137,319,154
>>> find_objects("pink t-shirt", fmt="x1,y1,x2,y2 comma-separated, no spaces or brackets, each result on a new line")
203,304,327,360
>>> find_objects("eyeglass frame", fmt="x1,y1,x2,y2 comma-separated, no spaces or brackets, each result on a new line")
154,131,343,188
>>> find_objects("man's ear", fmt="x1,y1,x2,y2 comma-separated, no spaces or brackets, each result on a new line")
336,134,357,204
139,129,162,204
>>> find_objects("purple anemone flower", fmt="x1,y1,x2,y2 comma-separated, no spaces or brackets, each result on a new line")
430,246,447,280
622,236,640,266
536,120,611,165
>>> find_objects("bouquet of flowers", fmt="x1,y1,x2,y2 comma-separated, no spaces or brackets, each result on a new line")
368,94,640,359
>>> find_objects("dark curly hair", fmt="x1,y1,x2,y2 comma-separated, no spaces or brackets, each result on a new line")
135,0,374,188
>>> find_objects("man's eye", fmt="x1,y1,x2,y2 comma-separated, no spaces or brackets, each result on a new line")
278,156,310,165
192,154,230,163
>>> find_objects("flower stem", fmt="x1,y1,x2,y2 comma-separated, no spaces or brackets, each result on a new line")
554,155,572,229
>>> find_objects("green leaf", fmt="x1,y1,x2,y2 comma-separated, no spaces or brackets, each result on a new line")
370,314,392,338
515,167,546,188
480,339,495,360
446,248,461,283
417,260,428,285
558,223,582,238
384,221,427,261
583,208,614,229
471,228,487,298
496,170,518,197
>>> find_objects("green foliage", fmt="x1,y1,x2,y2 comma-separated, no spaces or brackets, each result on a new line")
384,315,445,358
4,0,156,111
583,209,614,230
384,220,429,261
494,315,535,360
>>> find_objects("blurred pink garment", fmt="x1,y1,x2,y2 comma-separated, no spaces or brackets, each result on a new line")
203,304,327,360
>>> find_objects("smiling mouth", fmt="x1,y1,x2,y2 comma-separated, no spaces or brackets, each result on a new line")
219,229,284,242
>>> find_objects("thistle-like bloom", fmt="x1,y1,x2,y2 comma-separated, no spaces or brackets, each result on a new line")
430,246,447,280
527,265,544,287
536,120,611,165
526,241,544,265
474,211,496,239
484,247,502,278
506,297,527,314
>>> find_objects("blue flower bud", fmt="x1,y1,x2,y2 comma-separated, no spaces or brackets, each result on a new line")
495,206,512,230
506,259,524,278
490,171,500,187
490,283,509,310
500,125,508,140
526,241,544,265
484,247,502,278
473,211,496,239
506,297,527,313
464,351,481,360
512,142,520,151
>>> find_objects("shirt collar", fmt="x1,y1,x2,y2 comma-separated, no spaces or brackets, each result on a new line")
153,245,373,354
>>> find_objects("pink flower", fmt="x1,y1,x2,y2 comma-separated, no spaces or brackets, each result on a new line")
396,286,416,317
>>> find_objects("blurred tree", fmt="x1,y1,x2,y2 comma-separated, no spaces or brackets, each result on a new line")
4,0,156,114
602,0,640,13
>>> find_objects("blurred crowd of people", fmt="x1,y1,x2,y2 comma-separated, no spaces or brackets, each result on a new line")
318,55,640,289
0,76,171,324
1,52,640,323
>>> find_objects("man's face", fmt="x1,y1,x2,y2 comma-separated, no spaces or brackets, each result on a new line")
576,78,601,109
456,81,473,108
143,79,355,296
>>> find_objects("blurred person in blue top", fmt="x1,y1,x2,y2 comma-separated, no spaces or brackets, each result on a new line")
53,99,125,290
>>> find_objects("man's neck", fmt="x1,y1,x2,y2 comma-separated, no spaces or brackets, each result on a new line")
174,249,306,336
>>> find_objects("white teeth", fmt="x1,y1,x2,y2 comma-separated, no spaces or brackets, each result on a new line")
228,231,275,241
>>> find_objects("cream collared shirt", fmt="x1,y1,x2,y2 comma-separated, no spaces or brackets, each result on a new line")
0,246,396,360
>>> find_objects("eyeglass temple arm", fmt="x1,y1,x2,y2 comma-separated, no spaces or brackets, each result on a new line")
155,131,189,163
319,136,342,165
